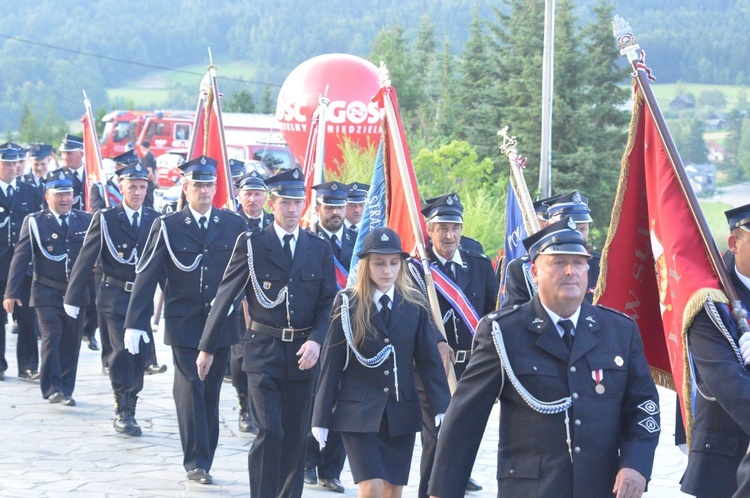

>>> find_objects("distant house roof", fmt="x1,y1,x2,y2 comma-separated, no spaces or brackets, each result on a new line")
669,95,695,110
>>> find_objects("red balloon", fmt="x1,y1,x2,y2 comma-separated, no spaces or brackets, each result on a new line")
276,54,381,174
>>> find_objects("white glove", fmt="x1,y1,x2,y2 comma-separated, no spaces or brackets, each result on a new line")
739,333,750,365
64,304,80,319
311,427,328,449
124,328,150,355
435,413,445,428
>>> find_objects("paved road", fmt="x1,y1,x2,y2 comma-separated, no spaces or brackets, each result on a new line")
711,181,750,209
0,326,693,497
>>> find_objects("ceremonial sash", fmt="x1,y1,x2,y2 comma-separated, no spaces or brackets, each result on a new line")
430,263,480,334
334,256,348,290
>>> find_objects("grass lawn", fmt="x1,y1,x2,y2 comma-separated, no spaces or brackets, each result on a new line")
650,82,747,110
107,88,173,107
699,199,732,252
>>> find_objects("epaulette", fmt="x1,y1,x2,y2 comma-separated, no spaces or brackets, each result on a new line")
247,226,264,237
482,305,519,323
101,206,116,214
222,209,243,219
462,247,491,261
161,210,181,221
589,250,602,259
595,304,633,321
144,205,159,214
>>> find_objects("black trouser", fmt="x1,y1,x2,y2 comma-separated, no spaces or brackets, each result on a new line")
83,279,98,340
172,345,230,472
36,306,83,398
0,279,8,373
104,312,145,395
94,273,113,368
247,372,313,498
305,365,346,479
15,276,39,374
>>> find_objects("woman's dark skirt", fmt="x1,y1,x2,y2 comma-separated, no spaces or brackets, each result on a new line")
341,412,416,485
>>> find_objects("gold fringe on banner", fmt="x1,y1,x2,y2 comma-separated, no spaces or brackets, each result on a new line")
680,288,728,448
593,85,644,303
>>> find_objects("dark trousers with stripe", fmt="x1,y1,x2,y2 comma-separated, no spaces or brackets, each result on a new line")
36,306,83,398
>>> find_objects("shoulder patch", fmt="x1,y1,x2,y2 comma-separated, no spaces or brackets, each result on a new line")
462,247,491,261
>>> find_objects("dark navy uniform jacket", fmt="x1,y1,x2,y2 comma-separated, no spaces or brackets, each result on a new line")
199,224,337,380
240,210,274,230
21,173,47,202
0,181,43,281
6,209,92,307
316,225,356,271
409,245,499,378
681,269,750,498
313,290,451,436
65,203,160,315
502,251,601,308
429,296,660,498
124,206,247,349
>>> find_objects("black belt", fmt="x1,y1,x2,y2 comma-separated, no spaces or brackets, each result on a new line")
102,274,135,292
250,322,312,342
33,273,67,291
455,349,471,364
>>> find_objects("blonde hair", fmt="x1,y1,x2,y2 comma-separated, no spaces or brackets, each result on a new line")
344,254,427,348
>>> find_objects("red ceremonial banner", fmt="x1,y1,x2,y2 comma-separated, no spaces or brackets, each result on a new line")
595,85,727,429
81,112,101,212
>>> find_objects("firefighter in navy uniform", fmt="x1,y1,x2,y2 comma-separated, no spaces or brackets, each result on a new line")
428,218,660,498
3,173,92,404
681,204,750,498
228,170,274,436
313,181,357,270
344,182,369,233
64,151,159,436
236,170,274,230
411,193,498,497
123,156,247,484
0,145,43,381
502,191,600,308
196,167,337,498
9,145,46,380
303,181,354,493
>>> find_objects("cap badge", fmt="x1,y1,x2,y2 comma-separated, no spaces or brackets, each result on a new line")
200,157,207,165
34,145,40,151
381,233,389,241
292,170,299,179
572,191,582,203
567,218,577,230
331,183,338,191
352,183,358,190
447,197,453,205
58,172,65,181
135,164,142,171
251,171,257,177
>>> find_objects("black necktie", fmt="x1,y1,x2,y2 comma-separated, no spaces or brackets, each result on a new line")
199,216,207,234
330,234,341,258
60,214,68,232
445,261,457,282
6,185,13,199
350,224,358,233
283,233,294,262
379,295,391,324
247,217,260,229
132,212,139,230
559,319,575,351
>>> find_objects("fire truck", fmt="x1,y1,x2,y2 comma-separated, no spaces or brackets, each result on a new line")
99,110,194,158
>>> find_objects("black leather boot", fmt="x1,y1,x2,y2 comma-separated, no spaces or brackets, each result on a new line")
237,390,258,434
113,393,141,436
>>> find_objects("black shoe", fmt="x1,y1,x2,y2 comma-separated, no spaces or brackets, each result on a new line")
145,364,167,375
48,392,64,403
102,367,110,375
187,468,212,484
466,476,483,492
86,336,100,351
19,370,40,381
62,396,76,406
319,477,345,493
304,468,317,485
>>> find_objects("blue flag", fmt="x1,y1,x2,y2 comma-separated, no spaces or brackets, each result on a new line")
500,182,527,304
347,141,387,287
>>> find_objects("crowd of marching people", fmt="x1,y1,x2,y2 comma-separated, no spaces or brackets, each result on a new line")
2,133,750,498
